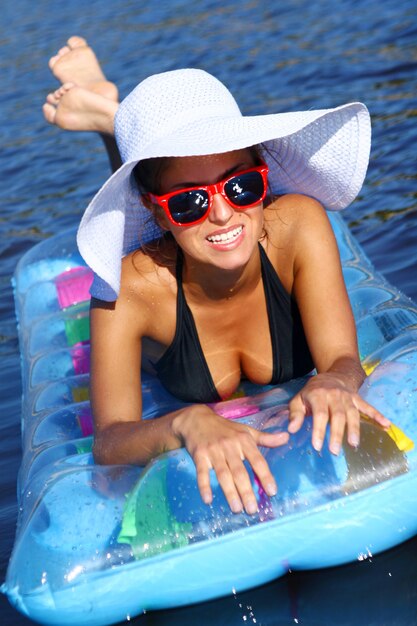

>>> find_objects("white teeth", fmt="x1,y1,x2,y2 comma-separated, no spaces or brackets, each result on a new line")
207,226,243,243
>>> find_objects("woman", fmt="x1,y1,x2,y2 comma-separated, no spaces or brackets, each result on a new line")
44,38,389,516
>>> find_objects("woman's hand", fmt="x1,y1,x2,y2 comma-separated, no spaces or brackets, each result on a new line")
172,404,289,515
288,372,391,455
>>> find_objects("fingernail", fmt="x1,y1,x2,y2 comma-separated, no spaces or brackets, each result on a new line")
230,498,243,514
349,434,359,448
245,500,258,516
266,482,277,497
313,437,323,452
330,442,341,456
202,492,212,505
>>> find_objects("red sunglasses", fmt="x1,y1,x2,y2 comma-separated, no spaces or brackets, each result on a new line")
145,162,269,227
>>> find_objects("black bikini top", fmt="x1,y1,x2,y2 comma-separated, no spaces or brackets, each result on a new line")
154,244,314,403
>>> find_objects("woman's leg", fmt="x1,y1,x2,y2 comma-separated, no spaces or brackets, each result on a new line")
43,37,122,172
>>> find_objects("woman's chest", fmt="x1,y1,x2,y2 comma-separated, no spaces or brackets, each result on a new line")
144,277,277,396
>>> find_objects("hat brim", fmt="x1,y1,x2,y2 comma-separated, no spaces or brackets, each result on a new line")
77,102,370,299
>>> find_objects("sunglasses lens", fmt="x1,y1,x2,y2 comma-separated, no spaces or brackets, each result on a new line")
225,171,265,207
168,190,210,224
164,167,266,225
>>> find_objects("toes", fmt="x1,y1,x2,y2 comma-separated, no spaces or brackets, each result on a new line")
60,82,75,93
48,56,56,69
49,36,87,70
67,36,88,49
58,45,71,56
46,83,74,105
48,54,59,69
46,91,59,105
42,102,56,125
54,86,67,100
49,46,70,69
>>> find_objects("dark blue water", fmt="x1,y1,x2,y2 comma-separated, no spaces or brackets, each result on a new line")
1,0,417,623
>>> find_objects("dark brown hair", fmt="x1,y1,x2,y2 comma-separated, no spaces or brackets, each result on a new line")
132,156,172,196
132,145,263,196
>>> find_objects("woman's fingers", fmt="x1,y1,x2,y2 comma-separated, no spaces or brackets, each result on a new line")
299,389,332,452
194,454,213,506
224,452,259,514
194,445,256,514
193,424,288,515
353,396,391,428
288,393,306,433
311,410,330,452
243,443,278,498
345,402,361,448
256,429,290,448
289,378,391,456
304,390,360,454
327,404,349,455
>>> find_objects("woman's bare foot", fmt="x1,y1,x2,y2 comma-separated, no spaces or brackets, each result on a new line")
43,82,117,134
48,36,118,102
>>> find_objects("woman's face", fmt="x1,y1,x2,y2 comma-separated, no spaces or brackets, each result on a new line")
156,149,265,272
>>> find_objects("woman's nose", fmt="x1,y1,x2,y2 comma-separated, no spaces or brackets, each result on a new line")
208,193,234,224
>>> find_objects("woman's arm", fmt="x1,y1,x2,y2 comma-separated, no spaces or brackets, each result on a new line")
89,294,180,465
275,196,390,453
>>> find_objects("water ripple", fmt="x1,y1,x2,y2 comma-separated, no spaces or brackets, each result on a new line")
1,0,417,623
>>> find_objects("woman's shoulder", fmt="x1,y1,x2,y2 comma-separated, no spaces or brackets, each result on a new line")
119,236,178,304
263,194,333,283
265,192,326,223
264,194,330,243
90,238,178,344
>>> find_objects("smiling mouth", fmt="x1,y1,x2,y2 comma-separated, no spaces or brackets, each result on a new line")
206,225,243,244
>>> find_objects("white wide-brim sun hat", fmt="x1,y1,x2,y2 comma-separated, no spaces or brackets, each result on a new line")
77,68,371,301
